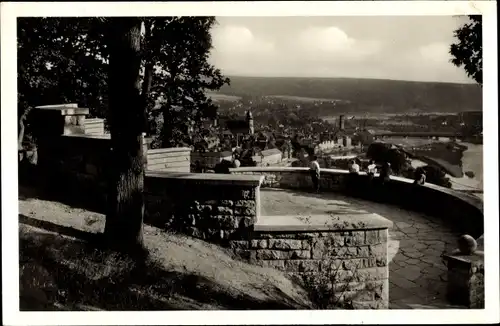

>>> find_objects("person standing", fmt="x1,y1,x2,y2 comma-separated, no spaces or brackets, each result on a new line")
379,162,392,185
309,155,321,193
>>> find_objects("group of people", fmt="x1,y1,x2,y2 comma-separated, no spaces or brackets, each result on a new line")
308,156,426,193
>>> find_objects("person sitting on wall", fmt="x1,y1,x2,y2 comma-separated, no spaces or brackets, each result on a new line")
233,155,241,168
348,160,360,174
309,155,321,193
413,167,426,185
367,160,377,180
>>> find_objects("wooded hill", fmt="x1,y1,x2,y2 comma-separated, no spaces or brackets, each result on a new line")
217,76,482,114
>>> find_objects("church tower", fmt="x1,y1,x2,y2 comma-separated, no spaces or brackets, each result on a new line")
246,110,254,135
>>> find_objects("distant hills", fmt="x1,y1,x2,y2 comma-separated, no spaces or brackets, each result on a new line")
216,76,482,114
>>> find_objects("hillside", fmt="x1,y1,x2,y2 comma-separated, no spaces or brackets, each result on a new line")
18,186,312,311
217,76,482,114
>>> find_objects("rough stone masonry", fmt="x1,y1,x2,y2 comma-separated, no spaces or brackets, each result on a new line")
230,214,392,309
144,172,264,243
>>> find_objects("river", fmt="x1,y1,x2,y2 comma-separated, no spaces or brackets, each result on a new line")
411,142,483,195
448,142,483,191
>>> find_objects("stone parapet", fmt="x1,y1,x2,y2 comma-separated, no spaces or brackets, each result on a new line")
230,167,484,239
32,104,89,138
147,148,191,173
84,118,105,135
145,172,264,244
230,213,392,309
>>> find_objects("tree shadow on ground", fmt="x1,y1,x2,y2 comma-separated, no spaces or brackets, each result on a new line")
19,216,307,311
19,182,107,214
19,214,104,243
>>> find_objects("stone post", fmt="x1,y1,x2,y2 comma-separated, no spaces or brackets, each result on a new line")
31,104,89,138
443,252,484,308
30,104,89,186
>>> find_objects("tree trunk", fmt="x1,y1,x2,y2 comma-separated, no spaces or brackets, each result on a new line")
104,18,146,252
141,61,154,133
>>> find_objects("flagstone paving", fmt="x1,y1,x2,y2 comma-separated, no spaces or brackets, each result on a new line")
261,188,464,309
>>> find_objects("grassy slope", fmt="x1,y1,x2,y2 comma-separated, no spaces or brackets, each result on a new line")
18,187,312,311
216,76,482,113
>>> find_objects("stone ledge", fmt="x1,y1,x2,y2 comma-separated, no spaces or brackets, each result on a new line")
255,214,393,232
35,104,89,116
230,166,483,240
230,167,483,213
146,171,264,187
148,147,192,154
63,134,111,140
443,251,484,269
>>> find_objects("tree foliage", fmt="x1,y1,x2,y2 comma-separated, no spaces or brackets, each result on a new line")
17,17,229,147
366,142,410,174
144,17,230,148
450,15,482,86
18,17,229,252
422,165,452,188
17,18,109,140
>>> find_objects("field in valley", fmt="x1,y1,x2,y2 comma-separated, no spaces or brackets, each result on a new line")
206,92,241,102
264,95,350,103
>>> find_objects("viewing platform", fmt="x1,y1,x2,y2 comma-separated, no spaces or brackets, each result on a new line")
27,106,485,309
259,188,462,309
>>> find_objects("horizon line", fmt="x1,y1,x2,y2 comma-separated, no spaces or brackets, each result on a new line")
220,74,478,86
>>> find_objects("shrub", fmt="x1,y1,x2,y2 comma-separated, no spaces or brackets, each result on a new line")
298,235,375,309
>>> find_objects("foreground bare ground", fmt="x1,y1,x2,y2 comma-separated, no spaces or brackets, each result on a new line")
18,187,313,311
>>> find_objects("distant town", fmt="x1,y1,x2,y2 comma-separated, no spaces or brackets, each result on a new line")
154,94,483,183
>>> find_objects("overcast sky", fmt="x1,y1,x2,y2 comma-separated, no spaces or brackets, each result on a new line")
209,16,474,83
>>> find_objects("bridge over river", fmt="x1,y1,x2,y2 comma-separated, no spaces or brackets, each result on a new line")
373,131,463,139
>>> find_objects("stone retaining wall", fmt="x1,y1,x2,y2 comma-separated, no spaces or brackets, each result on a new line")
144,172,263,244
36,134,112,211
230,214,392,309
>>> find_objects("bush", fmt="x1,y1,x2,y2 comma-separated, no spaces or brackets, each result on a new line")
299,235,377,309
423,165,452,188
366,143,409,174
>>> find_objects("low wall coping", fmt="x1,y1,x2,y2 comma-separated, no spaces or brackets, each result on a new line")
35,104,89,116
84,118,105,123
443,251,484,268
63,134,111,140
146,171,264,186
230,167,484,214
148,147,192,154
255,213,393,232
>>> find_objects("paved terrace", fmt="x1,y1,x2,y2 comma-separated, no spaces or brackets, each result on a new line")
260,188,462,309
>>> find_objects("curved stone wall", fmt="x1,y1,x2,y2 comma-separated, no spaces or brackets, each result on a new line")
229,167,484,239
